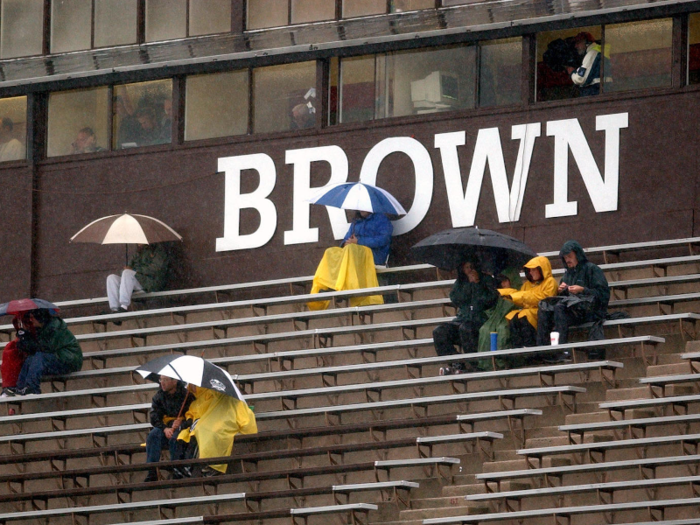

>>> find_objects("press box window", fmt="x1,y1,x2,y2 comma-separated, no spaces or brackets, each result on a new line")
247,0,334,28
113,79,173,150
690,13,700,85
0,0,44,59
605,19,672,93
331,45,475,124
51,0,138,53
479,38,522,108
185,71,249,141
0,97,27,162
145,0,231,42
47,88,110,157
536,26,601,101
253,62,317,133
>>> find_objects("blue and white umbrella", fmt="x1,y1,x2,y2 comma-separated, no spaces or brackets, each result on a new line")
308,182,407,215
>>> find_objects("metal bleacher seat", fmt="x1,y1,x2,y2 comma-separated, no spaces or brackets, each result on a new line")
517,432,700,467
476,453,700,492
466,474,700,510
559,412,700,442
422,497,700,524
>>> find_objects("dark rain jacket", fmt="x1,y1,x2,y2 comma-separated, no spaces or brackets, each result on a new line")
559,240,610,319
149,382,193,430
450,268,499,325
22,317,83,372
129,244,170,293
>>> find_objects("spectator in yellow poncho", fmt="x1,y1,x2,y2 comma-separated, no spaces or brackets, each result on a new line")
502,256,557,349
177,386,257,474
307,211,391,310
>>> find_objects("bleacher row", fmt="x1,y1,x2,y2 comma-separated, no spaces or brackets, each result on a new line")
0,237,699,525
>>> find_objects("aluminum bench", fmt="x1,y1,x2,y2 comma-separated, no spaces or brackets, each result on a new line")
466,474,700,510
422,496,700,524
476,453,700,492
517,432,700,467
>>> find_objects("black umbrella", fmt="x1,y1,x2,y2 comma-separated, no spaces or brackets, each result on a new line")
134,354,245,401
410,227,537,272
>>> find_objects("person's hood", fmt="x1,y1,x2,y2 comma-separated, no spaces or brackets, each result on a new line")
559,240,587,268
523,255,553,281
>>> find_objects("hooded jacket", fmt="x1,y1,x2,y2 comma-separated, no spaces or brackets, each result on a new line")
559,240,610,317
31,316,83,372
449,263,499,325
130,243,170,293
504,256,558,328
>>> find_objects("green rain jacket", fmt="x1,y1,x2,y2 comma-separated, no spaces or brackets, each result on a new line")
35,316,83,372
450,268,499,325
559,240,610,319
477,268,524,355
129,244,170,293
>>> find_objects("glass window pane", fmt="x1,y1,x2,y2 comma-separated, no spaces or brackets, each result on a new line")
343,0,386,18
605,19,672,93
253,62,317,133
690,13,700,85
51,0,91,53
292,0,335,24
386,46,476,118
247,0,288,30
189,0,231,36
113,79,173,149
391,0,435,12
145,0,186,42
185,71,249,141
47,88,110,157
479,38,522,108
0,97,27,162
339,55,375,123
94,0,137,47
1,0,44,59
536,26,601,101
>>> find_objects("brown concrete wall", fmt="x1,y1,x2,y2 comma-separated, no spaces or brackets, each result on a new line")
0,165,34,298
14,89,700,301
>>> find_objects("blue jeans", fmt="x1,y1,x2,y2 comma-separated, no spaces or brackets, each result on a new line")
17,352,75,393
146,427,180,464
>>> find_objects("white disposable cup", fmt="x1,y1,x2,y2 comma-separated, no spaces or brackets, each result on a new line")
550,331,560,345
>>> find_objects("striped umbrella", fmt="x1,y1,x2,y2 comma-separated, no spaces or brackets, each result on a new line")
308,182,406,215
135,354,245,401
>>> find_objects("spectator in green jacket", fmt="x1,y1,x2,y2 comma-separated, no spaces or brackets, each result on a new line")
433,259,499,375
537,240,610,360
5,309,82,395
106,243,170,316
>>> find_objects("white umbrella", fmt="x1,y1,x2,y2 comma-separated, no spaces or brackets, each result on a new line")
70,213,182,264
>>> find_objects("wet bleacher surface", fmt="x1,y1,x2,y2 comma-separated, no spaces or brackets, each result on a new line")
1,237,700,524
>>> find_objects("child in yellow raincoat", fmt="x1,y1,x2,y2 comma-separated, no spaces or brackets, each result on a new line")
177,386,257,475
501,256,557,349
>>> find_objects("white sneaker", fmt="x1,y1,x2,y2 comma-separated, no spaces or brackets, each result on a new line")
439,366,453,376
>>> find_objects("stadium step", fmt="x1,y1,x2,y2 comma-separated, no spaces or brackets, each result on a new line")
604,385,653,401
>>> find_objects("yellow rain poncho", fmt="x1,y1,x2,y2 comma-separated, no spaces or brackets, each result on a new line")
504,256,557,328
177,386,257,473
307,243,383,310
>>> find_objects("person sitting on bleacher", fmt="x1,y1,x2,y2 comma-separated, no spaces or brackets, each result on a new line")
536,240,610,361
173,386,257,478
308,210,392,310
433,259,499,375
105,243,171,319
145,375,194,482
503,256,558,353
3,309,82,396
